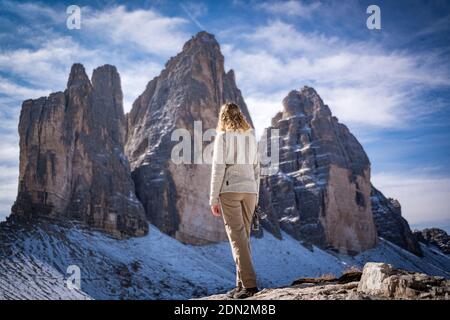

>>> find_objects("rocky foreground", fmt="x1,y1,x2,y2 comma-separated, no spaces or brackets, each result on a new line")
202,263,450,300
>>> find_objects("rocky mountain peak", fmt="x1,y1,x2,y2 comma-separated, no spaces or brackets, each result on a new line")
260,87,377,254
414,228,449,254
182,31,220,52
163,31,226,94
125,31,251,244
91,64,125,145
67,63,90,88
11,63,147,238
226,69,236,82
282,86,330,118
92,64,121,92
261,86,422,256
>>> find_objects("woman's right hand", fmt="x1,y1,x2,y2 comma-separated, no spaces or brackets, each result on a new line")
211,204,221,217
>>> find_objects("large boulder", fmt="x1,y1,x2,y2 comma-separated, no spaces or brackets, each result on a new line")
259,87,378,254
125,31,252,244
11,64,148,238
357,262,449,299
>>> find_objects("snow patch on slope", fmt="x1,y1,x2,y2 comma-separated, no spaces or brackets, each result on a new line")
0,222,449,300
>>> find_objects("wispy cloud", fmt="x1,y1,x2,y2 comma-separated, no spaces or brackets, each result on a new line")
223,20,450,137
415,13,450,38
0,76,51,101
0,0,63,23
83,5,189,56
180,2,207,30
0,36,102,91
243,20,339,54
257,0,321,18
0,4,191,110
372,171,450,225
0,164,18,222
0,138,19,164
119,60,164,112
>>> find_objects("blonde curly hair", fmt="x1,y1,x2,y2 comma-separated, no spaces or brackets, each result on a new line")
216,102,252,132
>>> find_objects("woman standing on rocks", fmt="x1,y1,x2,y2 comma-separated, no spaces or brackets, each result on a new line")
209,102,260,299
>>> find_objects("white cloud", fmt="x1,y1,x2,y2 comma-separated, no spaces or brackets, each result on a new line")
316,86,405,126
0,117,18,135
0,36,102,91
0,164,18,222
180,2,208,30
0,39,164,114
120,61,163,113
415,13,450,38
1,0,63,23
257,0,321,18
0,3,193,111
372,172,450,226
83,5,189,56
181,2,208,17
245,20,338,55
0,77,50,101
245,91,285,138
223,20,450,136
0,138,18,164
180,5,204,30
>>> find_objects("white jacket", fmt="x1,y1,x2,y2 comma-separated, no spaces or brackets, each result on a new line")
209,129,260,206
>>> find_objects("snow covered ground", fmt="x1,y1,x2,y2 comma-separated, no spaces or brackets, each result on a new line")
0,222,449,300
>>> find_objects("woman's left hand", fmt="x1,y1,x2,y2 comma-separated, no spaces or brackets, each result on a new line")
211,204,221,217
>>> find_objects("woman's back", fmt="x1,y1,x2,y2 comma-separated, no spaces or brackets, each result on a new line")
212,129,259,195
209,102,260,207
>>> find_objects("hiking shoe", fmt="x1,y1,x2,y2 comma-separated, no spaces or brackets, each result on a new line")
226,287,241,298
233,287,259,299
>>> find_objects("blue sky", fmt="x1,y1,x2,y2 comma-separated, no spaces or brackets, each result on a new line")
0,0,449,231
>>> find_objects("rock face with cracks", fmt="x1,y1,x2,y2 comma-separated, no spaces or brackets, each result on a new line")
258,87,378,255
125,31,252,244
11,64,148,238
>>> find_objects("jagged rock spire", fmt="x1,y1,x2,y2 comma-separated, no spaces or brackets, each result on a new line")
125,31,252,244
11,63,148,238
259,87,377,255
67,63,90,88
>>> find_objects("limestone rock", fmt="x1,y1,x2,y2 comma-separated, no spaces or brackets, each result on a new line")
202,263,449,300
259,87,378,254
11,63,148,238
125,31,252,244
357,262,449,299
371,185,422,256
414,228,450,254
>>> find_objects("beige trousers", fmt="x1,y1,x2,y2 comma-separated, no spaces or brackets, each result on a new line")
219,192,257,288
